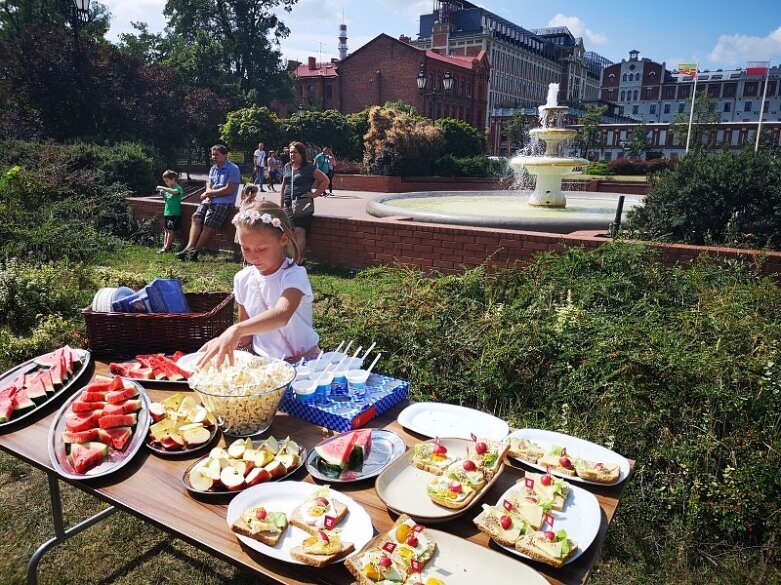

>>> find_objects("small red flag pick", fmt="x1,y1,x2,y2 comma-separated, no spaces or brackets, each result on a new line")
544,513,555,528
525,477,534,489
382,541,397,553
324,516,336,530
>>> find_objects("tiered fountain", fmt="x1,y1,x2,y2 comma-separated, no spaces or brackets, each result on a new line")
366,83,640,234
511,84,589,208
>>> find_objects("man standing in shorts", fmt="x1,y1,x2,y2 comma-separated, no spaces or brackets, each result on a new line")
177,144,240,261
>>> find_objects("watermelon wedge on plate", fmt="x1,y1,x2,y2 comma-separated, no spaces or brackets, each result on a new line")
307,429,406,483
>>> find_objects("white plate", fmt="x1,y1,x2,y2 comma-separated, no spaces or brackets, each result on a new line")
176,350,255,374
226,481,374,565
306,429,407,482
492,480,601,565
507,428,631,486
397,402,509,441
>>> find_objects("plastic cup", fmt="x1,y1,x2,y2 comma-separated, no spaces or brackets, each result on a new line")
314,371,334,405
342,356,364,370
295,365,312,381
292,379,316,404
330,370,349,398
346,369,370,400
320,351,345,365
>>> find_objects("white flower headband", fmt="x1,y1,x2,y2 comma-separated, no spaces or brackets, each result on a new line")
232,210,284,231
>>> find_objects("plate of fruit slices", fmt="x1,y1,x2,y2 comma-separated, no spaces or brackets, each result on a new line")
507,428,631,486
47,376,151,480
226,481,374,565
306,428,407,483
481,477,601,566
145,392,220,457
0,346,93,428
110,351,192,386
182,436,307,496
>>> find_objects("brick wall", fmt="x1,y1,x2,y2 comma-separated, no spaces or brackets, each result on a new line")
127,197,780,279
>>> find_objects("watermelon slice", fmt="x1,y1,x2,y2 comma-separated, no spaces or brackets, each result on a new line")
97,427,133,450
105,386,139,405
102,400,141,416
64,346,75,375
136,354,190,381
62,428,100,444
107,376,125,392
172,351,186,362
48,358,64,386
67,442,109,474
348,429,373,470
71,400,107,413
314,431,358,472
65,411,102,432
59,354,70,383
34,347,62,368
38,369,55,395
98,413,137,429
0,398,14,423
24,373,48,403
12,388,35,414
80,390,108,402
84,380,111,393
124,367,153,380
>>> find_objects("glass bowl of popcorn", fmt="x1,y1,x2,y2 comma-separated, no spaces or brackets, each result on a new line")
188,355,295,437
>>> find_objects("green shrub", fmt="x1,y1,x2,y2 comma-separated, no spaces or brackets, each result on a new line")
0,315,85,372
433,155,508,177
435,118,486,158
316,244,781,561
584,161,613,176
608,157,673,176
628,148,781,248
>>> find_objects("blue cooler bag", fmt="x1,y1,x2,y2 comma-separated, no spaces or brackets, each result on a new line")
145,278,192,313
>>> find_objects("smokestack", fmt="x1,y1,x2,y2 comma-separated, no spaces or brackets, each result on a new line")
308,56,316,70
338,23,349,61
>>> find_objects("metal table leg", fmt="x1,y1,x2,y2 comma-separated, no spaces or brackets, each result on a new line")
27,473,117,585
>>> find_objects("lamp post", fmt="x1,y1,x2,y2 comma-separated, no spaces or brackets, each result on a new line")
298,104,305,117
70,0,91,58
416,64,453,120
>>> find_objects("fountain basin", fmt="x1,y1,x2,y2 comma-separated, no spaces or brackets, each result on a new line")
366,191,640,234
511,155,589,208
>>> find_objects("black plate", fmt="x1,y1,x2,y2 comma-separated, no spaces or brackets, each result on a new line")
182,441,307,496
47,380,151,480
146,423,220,457
0,348,93,430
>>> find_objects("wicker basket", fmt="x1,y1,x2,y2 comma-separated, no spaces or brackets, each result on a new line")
82,292,235,358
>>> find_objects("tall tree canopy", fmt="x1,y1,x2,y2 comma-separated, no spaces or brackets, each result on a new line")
0,0,109,41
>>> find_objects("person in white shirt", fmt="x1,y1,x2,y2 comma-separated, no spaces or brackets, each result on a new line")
253,142,267,192
197,201,320,367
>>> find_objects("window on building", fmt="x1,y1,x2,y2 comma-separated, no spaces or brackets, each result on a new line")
633,89,639,100
724,102,731,112
744,101,752,112
650,104,656,114
664,104,671,114
646,88,653,98
632,105,639,115
664,87,674,98
620,90,625,101
607,89,614,99
325,85,332,98
622,73,627,81
608,73,615,81
649,71,656,79
307,84,314,93
724,84,736,97
678,103,685,113
744,82,758,97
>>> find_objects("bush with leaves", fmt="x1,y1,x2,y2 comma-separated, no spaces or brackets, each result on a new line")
628,148,781,248
363,106,444,176
281,109,356,158
435,117,486,158
219,105,284,161
608,157,673,176
433,155,507,177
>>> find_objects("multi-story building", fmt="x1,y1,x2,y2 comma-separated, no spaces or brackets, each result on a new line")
411,0,612,125
293,57,341,113
601,50,781,124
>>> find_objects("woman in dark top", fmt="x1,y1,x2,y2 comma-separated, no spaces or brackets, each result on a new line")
280,141,329,262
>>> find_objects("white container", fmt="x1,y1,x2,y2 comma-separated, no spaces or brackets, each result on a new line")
346,369,370,398
292,379,316,403
294,365,312,380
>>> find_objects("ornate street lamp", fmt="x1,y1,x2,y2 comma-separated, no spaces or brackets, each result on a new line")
415,64,454,119
298,104,305,117
70,0,91,58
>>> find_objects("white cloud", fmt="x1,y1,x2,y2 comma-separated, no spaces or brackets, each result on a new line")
709,26,781,66
102,0,167,40
546,14,607,47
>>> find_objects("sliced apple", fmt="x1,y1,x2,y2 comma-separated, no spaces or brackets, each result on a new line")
189,467,214,491
245,467,272,486
178,422,204,432
210,447,229,460
243,448,258,462
264,459,285,479
229,459,248,477
169,432,185,446
178,396,199,418
161,394,184,412
190,405,209,424
149,402,166,423
160,435,181,450
150,419,174,442
202,458,222,480
263,436,279,454
276,453,299,473
227,439,246,459
220,465,245,490
284,439,301,456
253,449,275,468
183,426,211,446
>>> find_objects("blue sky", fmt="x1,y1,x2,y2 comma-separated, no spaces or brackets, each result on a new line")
102,0,781,71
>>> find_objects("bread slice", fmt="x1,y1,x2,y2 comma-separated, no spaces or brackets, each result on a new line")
507,437,545,464
472,504,526,547
289,529,355,567
515,472,570,512
514,533,578,569
289,486,349,535
345,532,410,585
426,475,477,509
443,459,487,491
411,442,454,476
230,508,288,546
574,460,621,483
382,514,437,569
537,450,577,477
466,438,509,478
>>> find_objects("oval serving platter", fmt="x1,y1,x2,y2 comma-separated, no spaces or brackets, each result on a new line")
306,429,407,483
48,379,151,480
507,428,631,486
0,348,93,430
182,442,308,496
397,402,509,441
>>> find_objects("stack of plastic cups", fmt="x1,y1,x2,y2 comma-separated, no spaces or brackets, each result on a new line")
346,369,370,400
315,371,334,406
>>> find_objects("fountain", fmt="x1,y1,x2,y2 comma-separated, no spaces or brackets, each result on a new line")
512,84,589,208
366,83,640,234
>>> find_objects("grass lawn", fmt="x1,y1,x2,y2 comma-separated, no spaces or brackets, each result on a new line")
1,245,779,585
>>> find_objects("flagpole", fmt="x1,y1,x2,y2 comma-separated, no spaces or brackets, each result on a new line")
755,69,770,152
685,65,698,154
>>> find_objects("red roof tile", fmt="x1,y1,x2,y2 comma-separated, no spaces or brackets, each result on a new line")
295,62,339,78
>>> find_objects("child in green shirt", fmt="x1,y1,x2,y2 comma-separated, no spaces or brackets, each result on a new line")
157,170,185,253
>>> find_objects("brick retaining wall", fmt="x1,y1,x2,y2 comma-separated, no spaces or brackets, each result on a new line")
127,197,780,279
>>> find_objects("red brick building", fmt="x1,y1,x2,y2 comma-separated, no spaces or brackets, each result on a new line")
293,34,489,132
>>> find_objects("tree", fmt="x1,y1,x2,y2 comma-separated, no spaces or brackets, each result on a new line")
626,123,651,159
117,22,166,65
0,0,109,41
219,106,284,159
280,110,355,156
504,112,535,155
670,89,720,151
575,105,606,160
161,0,298,107
435,118,485,157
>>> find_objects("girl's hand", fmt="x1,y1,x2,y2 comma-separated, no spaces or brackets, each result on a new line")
197,324,242,370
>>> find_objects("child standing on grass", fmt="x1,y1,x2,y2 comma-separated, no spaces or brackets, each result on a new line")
198,200,320,367
156,170,185,253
